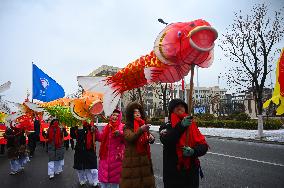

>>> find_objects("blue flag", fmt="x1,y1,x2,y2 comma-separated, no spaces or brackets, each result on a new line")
32,64,65,102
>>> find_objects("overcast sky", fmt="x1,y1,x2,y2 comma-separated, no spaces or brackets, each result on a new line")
0,0,283,103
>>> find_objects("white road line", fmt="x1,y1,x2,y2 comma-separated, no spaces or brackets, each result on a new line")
207,152,284,167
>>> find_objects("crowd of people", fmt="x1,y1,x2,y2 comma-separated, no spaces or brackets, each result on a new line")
3,99,208,188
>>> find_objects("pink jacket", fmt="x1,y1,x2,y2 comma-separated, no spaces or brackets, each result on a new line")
98,123,125,183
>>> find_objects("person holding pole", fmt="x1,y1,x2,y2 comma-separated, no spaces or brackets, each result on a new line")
159,99,208,188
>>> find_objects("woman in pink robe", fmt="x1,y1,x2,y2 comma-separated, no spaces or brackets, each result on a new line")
98,109,125,188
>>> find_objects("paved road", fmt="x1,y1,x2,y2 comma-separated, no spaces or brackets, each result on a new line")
151,132,284,188
0,132,284,188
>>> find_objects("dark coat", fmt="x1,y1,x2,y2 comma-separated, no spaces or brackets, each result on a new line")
71,127,97,170
159,99,208,188
120,102,155,188
33,119,41,141
4,128,27,159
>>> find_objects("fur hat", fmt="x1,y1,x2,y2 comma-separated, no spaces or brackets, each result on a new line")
125,102,145,128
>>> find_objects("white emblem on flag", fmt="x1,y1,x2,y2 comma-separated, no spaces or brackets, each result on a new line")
40,78,49,89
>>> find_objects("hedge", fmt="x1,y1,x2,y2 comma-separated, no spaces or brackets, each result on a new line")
149,119,283,130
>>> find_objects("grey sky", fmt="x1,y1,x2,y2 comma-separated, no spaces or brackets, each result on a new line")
0,0,283,103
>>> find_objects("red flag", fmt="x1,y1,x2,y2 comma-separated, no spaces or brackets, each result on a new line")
182,79,185,91
279,49,284,96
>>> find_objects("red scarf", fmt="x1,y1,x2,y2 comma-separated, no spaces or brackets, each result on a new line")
134,118,151,159
171,113,207,170
83,122,93,150
99,120,120,159
48,122,62,149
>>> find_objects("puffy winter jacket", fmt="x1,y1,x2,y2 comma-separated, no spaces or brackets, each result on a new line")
98,123,125,183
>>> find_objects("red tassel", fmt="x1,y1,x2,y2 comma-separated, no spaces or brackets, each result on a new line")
182,79,185,91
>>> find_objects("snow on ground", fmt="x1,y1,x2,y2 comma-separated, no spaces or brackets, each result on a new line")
198,128,284,142
97,123,284,142
150,126,284,142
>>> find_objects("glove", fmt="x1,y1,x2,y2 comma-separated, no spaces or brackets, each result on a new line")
148,134,155,144
140,124,150,132
181,116,193,128
182,146,195,157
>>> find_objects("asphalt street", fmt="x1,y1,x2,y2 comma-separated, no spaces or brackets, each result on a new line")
0,131,284,188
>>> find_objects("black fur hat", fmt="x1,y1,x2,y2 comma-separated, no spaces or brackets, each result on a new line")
125,102,145,128
168,99,188,116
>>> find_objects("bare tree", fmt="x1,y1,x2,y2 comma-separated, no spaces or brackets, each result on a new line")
128,88,138,102
220,3,284,115
67,86,83,99
154,83,171,116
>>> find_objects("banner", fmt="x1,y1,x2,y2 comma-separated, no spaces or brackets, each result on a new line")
33,64,65,102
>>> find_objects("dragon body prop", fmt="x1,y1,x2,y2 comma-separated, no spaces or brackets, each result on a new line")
78,19,218,115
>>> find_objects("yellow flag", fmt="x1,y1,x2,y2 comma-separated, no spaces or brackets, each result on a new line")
263,48,284,115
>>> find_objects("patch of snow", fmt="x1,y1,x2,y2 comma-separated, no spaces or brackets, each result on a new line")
98,124,284,142
149,125,284,143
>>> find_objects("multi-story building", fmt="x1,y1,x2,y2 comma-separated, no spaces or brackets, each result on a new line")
191,86,227,105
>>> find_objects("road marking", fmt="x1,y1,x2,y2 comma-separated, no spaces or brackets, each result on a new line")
207,152,284,167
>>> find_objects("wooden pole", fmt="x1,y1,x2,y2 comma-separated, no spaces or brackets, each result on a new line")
188,64,195,115
186,64,195,146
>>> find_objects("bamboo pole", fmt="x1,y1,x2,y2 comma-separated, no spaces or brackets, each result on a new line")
186,64,195,146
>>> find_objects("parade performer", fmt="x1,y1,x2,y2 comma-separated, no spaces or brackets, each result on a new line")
43,119,68,179
159,99,208,188
71,121,99,187
0,122,6,154
27,116,40,158
120,102,155,188
98,109,125,188
4,123,28,175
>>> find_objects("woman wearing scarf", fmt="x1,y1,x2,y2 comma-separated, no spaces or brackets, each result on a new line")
120,102,155,188
97,109,125,188
43,119,68,179
159,99,208,188
4,123,27,175
71,120,99,187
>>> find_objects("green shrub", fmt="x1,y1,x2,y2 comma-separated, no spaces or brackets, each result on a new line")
147,117,283,130
228,112,251,121
194,113,216,121
197,119,282,130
